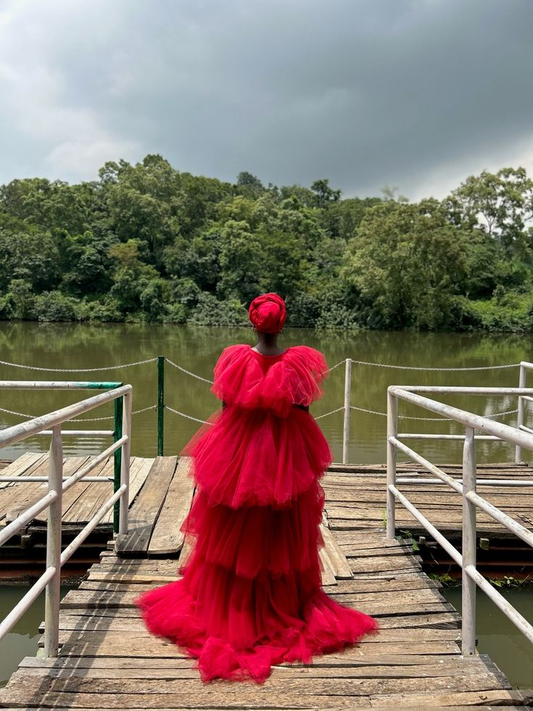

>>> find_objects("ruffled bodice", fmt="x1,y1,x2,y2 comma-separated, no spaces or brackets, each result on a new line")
211,344,328,417
183,344,333,508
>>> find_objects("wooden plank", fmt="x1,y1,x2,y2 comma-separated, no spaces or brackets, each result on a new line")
34,456,108,524
88,456,154,526
3,456,89,522
0,453,48,514
115,456,177,554
319,542,337,586
148,456,195,555
0,452,43,491
320,523,353,579
0,672,512,699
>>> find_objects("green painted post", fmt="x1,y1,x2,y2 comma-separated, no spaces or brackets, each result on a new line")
113,396,123,534
157,356,165,457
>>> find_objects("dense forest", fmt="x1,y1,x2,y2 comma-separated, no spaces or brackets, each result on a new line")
0,155,532,331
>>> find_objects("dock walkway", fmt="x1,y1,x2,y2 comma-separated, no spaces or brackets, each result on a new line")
0,454,532,708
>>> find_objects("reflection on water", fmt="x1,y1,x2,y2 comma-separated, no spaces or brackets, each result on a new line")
445,587,533,689
1,322,532,464
0,586,71,688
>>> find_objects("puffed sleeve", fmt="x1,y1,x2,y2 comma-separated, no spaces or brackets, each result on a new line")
210,344,262,406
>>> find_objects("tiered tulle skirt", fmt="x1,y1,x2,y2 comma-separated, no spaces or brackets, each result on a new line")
134,407,378,683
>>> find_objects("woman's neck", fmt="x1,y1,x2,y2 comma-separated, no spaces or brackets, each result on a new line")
253,332,284,355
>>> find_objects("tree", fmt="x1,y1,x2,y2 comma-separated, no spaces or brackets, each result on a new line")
342,200,468,329
310,179,341,208
450,167,533,255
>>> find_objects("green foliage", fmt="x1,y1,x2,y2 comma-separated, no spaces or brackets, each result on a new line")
189,294,248,326
1,155,533,331
341,199,470,329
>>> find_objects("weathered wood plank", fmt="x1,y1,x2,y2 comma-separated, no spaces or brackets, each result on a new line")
115,456,177,554
148,456,195,555
0,452,44,491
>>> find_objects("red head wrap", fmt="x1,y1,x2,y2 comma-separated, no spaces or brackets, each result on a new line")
248,293,287,334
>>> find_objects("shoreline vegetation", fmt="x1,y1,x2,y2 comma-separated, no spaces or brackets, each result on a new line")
1,155,533,332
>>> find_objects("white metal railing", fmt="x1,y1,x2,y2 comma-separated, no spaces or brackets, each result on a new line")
386,384,533,656
0,382,132,656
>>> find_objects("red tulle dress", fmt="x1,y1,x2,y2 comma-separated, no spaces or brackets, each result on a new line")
134,344,378,683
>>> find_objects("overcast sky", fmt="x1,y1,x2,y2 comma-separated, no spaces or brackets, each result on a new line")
1,0,532,200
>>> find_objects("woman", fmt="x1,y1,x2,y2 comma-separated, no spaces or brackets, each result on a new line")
134,293,378,683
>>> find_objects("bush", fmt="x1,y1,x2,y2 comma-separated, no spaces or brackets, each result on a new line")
286,293,321,327
188,294,248,326
34,291,79,322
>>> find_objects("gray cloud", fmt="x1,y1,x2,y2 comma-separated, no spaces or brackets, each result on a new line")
0,0,532,199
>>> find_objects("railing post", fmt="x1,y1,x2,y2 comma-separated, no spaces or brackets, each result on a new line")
119,389,132,535
157,355,165,457
342,358,352,464
44,425,63,657
113,395,123,534
462,425,477,656
516,362,526,463
386,388,397,539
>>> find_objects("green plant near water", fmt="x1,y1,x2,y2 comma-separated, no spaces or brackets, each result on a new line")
395,529,420,552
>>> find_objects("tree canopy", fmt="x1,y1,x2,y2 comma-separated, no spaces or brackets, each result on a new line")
1,155,532,331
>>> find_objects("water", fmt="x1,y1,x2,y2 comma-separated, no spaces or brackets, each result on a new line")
0,586,71,688
1,322,532,464
444,587,533,688
1,322,533,689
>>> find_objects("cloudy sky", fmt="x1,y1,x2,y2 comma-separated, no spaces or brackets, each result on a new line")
1,0,532,200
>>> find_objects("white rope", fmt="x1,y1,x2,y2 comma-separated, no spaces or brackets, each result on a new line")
0,404,157,422
350,405,519,421
314,406,345,420
325,360,345,373
349,359,519,371
0,353,520,379
72,404,158,422
165,358,214,384
165,405,212,425
0,357,157,372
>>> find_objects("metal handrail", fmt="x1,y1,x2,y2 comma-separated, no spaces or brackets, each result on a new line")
0,383,132,658
386,385,533,655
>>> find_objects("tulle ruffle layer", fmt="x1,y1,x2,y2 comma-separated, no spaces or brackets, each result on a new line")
135,551,378,684
183,405,332,509
211,344,328,417
179,480,325,579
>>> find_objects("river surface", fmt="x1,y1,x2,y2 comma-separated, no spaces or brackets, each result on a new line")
444,588,533,689
0,322,532,689
0,586,71,688
1,321,532,463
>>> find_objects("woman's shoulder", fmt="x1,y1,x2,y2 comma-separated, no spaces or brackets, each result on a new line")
284,345,328,372
215,343,251,366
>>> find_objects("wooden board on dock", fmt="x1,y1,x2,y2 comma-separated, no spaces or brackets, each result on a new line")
324,462,533,540
0,453,153,533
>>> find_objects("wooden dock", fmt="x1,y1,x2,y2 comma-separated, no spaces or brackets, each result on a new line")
0,454,532,707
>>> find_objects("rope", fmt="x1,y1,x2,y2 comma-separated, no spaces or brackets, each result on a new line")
72,405,157,422
165,358,214,384
0,354,521,378
314,406,345,420
350,405,519,421
0,357,157,372
349,359,519,371
165,405,212,425
325,360,345,374
0,404,157,422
